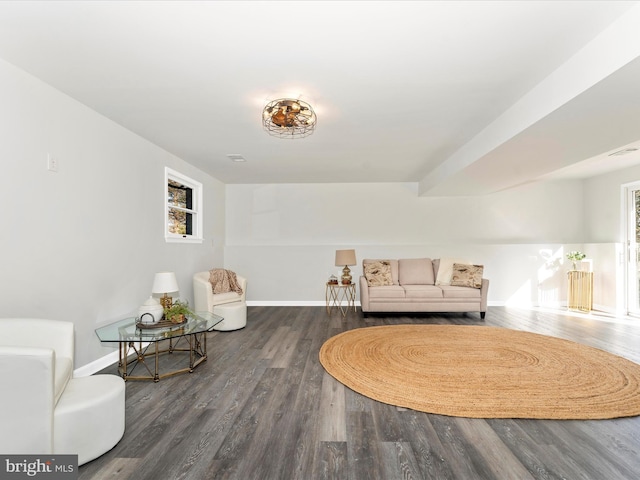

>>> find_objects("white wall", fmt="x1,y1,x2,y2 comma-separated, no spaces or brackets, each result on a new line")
225,181,588,307
0,58,225,367
584,164,640,243
583,164,640,313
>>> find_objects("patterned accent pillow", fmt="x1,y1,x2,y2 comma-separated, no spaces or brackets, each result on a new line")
435,257,470,285
450,263,484,289
364,261,393,286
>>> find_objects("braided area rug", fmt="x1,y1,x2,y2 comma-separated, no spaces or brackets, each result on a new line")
319,325,640,419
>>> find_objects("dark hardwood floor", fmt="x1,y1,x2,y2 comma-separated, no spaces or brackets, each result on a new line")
80,306,640,480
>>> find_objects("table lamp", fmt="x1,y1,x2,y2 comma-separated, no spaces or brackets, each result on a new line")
335,249,357,285
152,272,179,309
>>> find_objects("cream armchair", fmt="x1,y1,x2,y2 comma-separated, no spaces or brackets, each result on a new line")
193,271,247,311
0,318,125,465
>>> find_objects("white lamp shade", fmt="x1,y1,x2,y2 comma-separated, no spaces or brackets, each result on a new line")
335,249,357,266
151,272,179,294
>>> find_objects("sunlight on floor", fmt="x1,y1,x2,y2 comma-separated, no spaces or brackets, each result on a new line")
526,305,639,326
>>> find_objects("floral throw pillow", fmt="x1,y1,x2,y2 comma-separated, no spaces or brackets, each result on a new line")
450,263,484,289
364,261,393,286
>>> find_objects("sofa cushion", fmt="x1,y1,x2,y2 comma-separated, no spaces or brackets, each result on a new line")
398,258,434,285
403,285,443,298
369,285,406,299
435,257,470,285
211,291,243,304
450,263,484,289
440,285,482,298
432,258,440,279
363,260,393,286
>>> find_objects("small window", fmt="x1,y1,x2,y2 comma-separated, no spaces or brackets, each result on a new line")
165,167,203,243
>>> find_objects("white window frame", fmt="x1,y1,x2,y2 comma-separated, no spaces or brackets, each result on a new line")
165,167,203,244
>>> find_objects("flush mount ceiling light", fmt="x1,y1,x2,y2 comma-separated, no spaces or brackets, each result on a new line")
262,98,317,139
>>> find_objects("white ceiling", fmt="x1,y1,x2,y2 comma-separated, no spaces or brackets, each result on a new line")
1,1,639,194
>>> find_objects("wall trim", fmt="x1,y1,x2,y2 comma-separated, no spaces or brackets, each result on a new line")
74,350,120,378
247,301,506,307
247,301,338,307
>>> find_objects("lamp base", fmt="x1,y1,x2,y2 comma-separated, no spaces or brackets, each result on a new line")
160,294,173,310
341,266,352,285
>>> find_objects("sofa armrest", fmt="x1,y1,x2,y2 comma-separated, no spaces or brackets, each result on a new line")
480,278,490,312
0,346,55,454
193,272,212,312
359,276,370,312
0,318,74,363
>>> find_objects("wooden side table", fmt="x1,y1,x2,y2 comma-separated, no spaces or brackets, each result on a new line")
567,270,593,312
326,282,357,316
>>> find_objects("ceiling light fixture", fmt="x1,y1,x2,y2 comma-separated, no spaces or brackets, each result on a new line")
262,98,317,139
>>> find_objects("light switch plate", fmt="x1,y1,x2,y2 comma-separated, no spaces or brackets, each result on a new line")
47,153,58,172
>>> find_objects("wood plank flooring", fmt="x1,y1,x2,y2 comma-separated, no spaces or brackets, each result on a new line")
80,306,640,480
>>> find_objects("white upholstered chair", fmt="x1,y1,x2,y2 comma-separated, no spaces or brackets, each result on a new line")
193,271,247,330
193,271,247,310
0,318,125,465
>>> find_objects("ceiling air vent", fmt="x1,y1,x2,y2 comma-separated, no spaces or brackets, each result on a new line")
226,154,246,162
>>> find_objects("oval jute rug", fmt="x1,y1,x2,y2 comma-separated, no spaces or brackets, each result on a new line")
319,325,640,419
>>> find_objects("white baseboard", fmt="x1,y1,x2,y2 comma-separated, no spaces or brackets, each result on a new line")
74,342,152,377
74,350,120,378
247,300,362,307
248,300,498,308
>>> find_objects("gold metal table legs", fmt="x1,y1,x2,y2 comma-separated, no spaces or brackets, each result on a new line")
326,282,357,316
117,331,208,382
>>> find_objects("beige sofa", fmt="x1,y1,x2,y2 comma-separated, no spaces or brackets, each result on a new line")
359,258,489,318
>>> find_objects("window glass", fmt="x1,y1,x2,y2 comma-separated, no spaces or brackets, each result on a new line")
165,168,203,243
